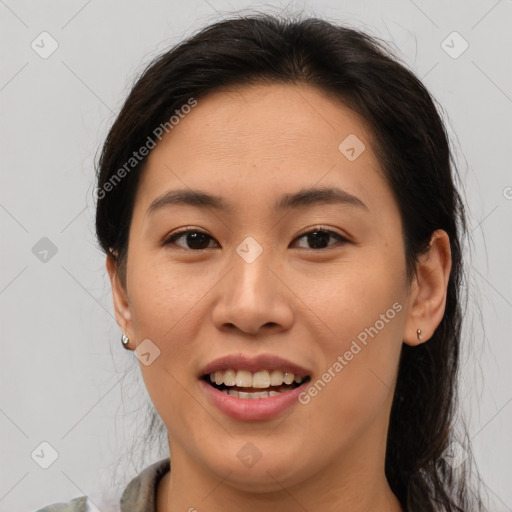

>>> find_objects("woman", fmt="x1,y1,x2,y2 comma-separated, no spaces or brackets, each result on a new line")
36,13,486,512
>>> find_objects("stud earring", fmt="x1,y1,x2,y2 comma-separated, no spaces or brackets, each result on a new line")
417,329,423,341
121,333,130,350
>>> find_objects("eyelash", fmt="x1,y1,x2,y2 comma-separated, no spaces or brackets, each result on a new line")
162,226,351,251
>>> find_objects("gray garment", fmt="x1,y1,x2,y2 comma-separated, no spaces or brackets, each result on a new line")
34,458,170,512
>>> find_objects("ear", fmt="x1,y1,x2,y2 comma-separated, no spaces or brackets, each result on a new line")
106,254,133,343
403,229,452,346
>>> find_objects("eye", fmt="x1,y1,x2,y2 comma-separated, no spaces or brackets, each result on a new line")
290,227,350,250
162,226,350,251
163,229,218,250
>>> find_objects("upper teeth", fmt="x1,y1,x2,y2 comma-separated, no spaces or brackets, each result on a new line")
209,369,303,388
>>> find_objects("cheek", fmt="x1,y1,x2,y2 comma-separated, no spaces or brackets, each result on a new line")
127,257,209,342
297,311,403,454
126,258,211,407
127,259,211,438
295,257,404,429
295,254,403,351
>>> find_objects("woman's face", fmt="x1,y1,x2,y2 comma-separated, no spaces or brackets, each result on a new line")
109,83,422,493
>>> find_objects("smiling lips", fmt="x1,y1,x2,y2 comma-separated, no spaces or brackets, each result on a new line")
207,369,306,399
200,353,311,377
198,354,311,417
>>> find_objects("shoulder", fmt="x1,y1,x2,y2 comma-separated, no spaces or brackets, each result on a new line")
33,458,169,512
120,457,170,510
34,495,88,512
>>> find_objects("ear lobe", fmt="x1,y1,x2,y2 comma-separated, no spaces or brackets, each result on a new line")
403,229,452,346
106,254,132,335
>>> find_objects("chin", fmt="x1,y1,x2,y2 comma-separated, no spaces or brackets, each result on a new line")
202,445,318,493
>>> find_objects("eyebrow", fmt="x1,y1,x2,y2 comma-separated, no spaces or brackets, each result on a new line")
146,186,369,216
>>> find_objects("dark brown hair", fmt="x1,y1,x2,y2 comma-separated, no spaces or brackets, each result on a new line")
95,13,486,511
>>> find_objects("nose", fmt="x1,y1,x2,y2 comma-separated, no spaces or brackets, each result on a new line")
211,246,295,336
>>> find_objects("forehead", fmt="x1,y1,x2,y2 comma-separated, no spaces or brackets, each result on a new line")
152,83,375,161
136,83,390,215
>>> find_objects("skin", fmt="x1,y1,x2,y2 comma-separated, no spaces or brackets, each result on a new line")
107,83,452,512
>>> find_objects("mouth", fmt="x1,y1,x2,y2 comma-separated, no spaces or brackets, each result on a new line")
200,369,311,400
198,353,312,420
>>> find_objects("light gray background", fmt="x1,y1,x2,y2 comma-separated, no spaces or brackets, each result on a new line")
1,0,511,510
